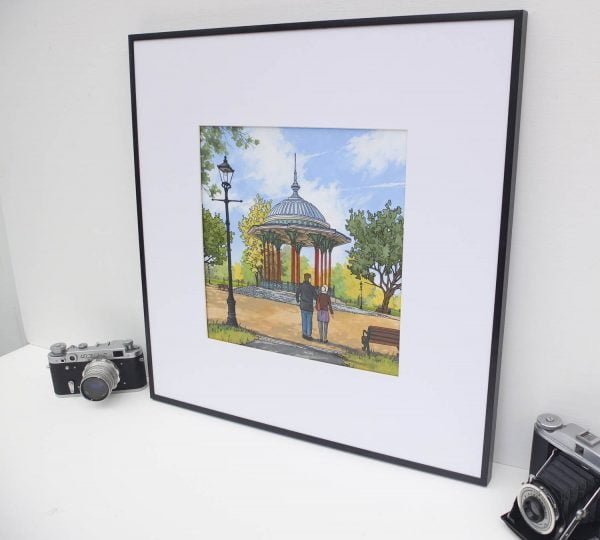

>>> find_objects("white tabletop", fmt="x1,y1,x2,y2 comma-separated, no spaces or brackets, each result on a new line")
0,345,524,539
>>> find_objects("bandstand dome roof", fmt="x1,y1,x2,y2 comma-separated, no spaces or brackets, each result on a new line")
248,155,351,248
264,192,329,229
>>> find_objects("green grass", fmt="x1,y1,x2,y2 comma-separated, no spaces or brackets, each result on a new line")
207,321,257,345
207,320,398,376
342,350,399,376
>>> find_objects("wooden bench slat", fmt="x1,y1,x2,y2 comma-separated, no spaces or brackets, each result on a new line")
362,325,400,354
368,332,399,339
368,326,397,332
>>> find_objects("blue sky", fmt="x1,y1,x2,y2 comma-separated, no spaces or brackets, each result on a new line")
201,126,407,266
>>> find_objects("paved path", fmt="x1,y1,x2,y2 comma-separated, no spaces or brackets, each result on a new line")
205,287,400,356
245,336,344,366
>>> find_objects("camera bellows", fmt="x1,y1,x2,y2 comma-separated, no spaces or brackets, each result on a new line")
537,454,600,523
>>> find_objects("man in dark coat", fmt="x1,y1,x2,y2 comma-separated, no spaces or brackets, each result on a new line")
296,273,318,340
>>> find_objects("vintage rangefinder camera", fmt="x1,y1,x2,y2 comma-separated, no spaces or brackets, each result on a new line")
48,340,147,401
502,414,600,540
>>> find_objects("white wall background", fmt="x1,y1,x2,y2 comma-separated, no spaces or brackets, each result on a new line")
0,201,25,355
0,0,598,471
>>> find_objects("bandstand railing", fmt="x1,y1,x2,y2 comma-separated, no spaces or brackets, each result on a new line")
259,280,335,298
207,277,335,299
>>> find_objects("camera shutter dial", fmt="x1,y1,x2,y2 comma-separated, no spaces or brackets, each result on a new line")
536,414,563,432
50,343,67,356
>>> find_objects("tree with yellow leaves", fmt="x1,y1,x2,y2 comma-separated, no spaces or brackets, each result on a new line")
238,195,272,286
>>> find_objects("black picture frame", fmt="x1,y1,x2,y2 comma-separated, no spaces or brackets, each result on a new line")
129,10,527,486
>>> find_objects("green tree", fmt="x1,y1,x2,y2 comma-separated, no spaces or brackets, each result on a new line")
211,262,228,282
299,254,312,281
280,245,291,281
231,262,244,282
202,209,228,283
238,195,272,286
346,200,403,313
240,260,256,283
331,262,359,302
200,127,259,197
280,245,311,283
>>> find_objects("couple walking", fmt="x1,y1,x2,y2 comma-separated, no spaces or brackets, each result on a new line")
295,273,334,343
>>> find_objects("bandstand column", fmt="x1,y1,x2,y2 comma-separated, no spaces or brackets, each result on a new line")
328,249,332,287
265,242,270,282
262,242,267,282
276,246,281,282
296,246,301,283
267,242,273,281
264,242,268,282
268,243,273,282
314,247,320,286
291,246,296,284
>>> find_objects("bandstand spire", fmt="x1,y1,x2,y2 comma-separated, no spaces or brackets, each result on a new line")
291,153,300,196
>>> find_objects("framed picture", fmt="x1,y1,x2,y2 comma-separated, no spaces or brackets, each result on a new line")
129,10,526,485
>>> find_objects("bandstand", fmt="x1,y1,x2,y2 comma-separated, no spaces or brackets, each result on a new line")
249,156,350,292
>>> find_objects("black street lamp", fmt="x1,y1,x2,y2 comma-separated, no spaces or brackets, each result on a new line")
359,280,363,310
212,156,242,327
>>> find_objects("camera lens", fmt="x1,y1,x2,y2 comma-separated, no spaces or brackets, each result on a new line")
81,377,110,401
517,483,558,535
523,497,546,523
80,359,120,401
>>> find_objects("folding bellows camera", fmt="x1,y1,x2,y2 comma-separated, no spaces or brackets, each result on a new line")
503,414,600,540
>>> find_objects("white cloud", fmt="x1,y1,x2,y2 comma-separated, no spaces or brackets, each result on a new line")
299,177,373,266
367,181,405,189
341,181,405,192
299,179,345,231
346,130,407,175
240,127,303,198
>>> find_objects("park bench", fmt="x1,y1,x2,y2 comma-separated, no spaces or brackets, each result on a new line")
217,284,228,291
361,326,400,354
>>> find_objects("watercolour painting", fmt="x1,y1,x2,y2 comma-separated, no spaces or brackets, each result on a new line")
201,126,406,377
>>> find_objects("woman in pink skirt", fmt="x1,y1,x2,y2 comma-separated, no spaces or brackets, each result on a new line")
316,285,334,343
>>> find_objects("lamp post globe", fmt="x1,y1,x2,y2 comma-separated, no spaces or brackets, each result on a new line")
217,155,234,189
